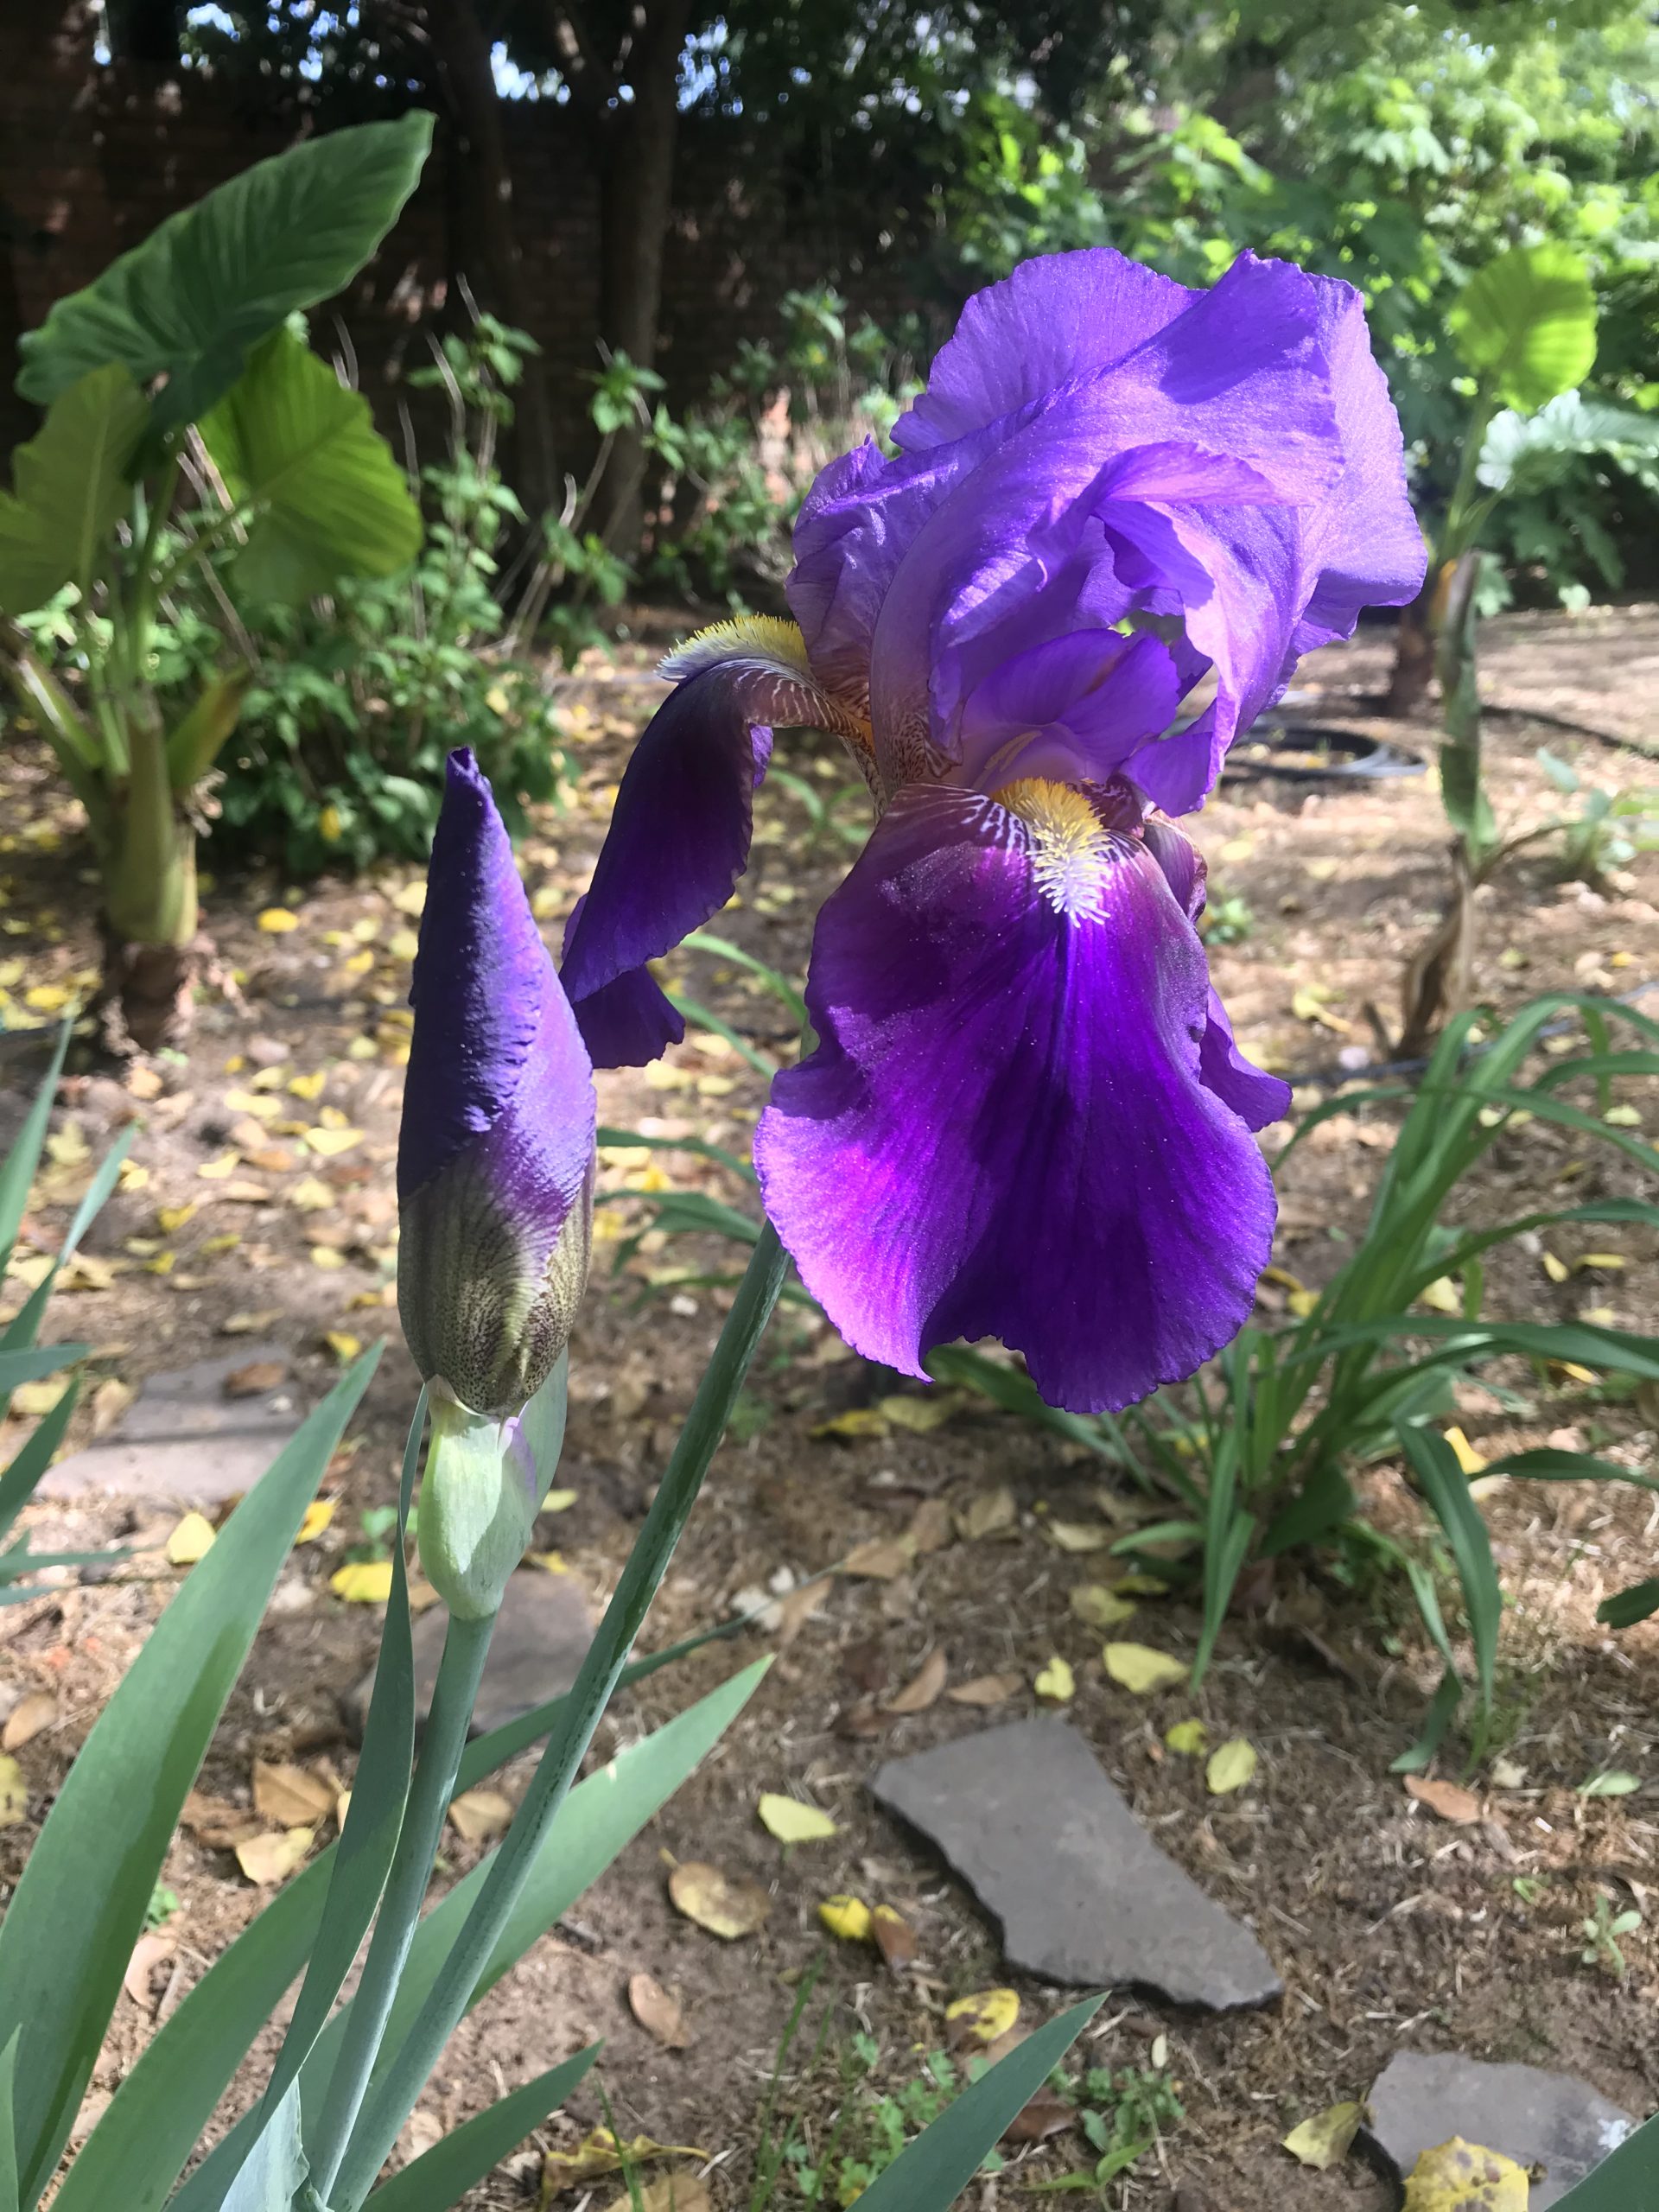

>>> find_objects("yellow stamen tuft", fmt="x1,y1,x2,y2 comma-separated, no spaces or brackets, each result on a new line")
995,779,1115,921
659,615,812,683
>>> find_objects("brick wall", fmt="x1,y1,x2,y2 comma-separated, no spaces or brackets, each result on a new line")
0,39,940,485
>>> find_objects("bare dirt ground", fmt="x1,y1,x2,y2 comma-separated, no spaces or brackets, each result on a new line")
2,602,1658,2210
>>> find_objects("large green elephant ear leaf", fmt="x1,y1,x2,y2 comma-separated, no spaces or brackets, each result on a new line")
16,111,432,428
1449,241,1598,412
200,328,422,604
0,365,149,617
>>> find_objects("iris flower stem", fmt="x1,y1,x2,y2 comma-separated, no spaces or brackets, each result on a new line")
331,1220,790,2209
308,1608,496,2205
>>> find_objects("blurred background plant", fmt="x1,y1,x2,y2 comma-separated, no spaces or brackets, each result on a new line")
0,115,432,1042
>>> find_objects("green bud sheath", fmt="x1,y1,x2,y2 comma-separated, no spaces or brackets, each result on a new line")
420,1357,567,1618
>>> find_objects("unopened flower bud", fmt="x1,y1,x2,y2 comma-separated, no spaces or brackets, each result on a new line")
397,749,595,1419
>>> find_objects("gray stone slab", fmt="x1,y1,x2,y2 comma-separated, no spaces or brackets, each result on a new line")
1366,2052,1636,2209
40,1344,303,1503
870,1716,1281,2010
345,1567,594,1740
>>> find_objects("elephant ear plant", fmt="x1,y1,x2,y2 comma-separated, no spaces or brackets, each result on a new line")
0,757,1089,2212
0,115,429,1049
1396,240,1659,1052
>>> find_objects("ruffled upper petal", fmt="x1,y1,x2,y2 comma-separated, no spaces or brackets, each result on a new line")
754,783,1280,1413
786,248,1422,809
892,250,1192,453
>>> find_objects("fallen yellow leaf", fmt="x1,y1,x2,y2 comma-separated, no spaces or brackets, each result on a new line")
819,1894,873,1942
1205,1738,1258,1795
234,1827,313,1885
1046,1521,1113,1554
1444,1425,1487,1476
310,1246,347,1271
1070,1583,1136,1630
877,1393,954,1433
810,1408,889,1441
1542,1251,1570,1283
1282,2101,1368,2171
288,1070,327,1101
302,1127,364,1159
758,1791,837,1844
296,1499,335,1545
668,1859,770,1938
166,1511,217,1566
289,1178,336,1211
8,1380,67,1418
944,1989,1020,2044
156,1203,197,1234
196,1151,241,1180
1165,1719,1210,1756
0,1753,27,1827
1033,1656,1076,1703
323,1331,362,1363
1418,1277,1463,1315
1103,1643,1187,1694
331,1560,393,1603
543,2131,708,2193
448,1787,513,1844
257,908,300,934
1401,2137,1528,2211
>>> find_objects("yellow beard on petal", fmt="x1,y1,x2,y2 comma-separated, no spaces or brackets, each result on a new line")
657,614,876,780
995,778,1116,922
658,614,815,683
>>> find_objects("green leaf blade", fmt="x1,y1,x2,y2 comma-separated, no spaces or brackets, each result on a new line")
0,366,149,615
1450,243,1598,411
200,329,421,601
851,1998,1103,2212
17,112,433,425
365,2046,600,2211
0,1351,378,2206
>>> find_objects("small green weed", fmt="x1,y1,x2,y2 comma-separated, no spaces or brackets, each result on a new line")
1580,1891,1642,1976
144,1883,181,1932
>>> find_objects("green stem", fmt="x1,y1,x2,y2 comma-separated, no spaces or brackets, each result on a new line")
126,448,182,690
306,1609,496,2206
332,1221,790,2209
105,713,194,946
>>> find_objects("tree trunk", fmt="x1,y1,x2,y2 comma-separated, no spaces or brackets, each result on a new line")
105,0,181,63
594,0,690,556
429,0,560,519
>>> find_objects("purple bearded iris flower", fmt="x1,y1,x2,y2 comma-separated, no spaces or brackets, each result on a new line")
561,249,1426,1413
399,748,596,1419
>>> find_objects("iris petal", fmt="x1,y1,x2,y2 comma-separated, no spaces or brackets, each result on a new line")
956,629,1181,788
558,663,777,1067
401,747,588,1199
755,785,1280,1413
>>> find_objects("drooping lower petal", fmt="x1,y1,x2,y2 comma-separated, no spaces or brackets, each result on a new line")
558,664,772,1066
754,784,1279,1413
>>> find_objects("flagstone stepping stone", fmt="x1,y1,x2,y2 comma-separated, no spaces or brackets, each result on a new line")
345,1567,594,1741
1366,2051,1636,2209
40,1344,302,1502
870,1716,1281,2010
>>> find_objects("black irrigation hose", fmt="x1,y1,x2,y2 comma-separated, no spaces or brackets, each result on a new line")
1292,976,1659,1091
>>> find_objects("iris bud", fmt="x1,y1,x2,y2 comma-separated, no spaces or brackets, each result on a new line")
397,749,596,1421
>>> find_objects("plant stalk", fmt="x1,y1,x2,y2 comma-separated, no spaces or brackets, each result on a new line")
331,1221,790,2209
305,1607,496,2205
